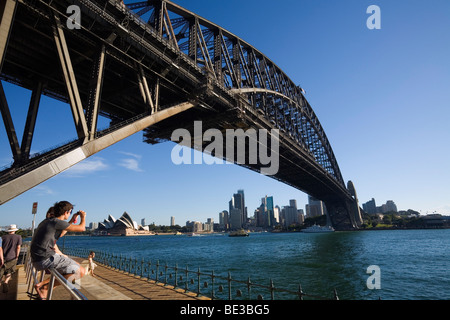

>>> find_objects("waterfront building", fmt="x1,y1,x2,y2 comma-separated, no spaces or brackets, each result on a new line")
219,210,229,230
230,208,242,230
274,206,280,224
290,199,297,210
256,195,276,228
363,198,377,214
96,212,153,236
385,200,398,213
364,198,398,214
228,190,248,229
204,218,214,232
266,196,275,226
306,196,326,218
284,205,299,227
170,216,175,226
237,190,247,223
89,222,98,230
298,209,305,224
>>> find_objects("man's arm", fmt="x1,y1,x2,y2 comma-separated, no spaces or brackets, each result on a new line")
65,211,86,233
15,245,21,260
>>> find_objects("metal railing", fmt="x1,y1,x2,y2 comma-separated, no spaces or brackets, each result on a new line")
23,247,87,300
63,247,339,300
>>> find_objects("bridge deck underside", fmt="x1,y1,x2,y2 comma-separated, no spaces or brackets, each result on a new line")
0,0,358,229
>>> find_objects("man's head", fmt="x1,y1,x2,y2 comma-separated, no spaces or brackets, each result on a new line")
53,201,74,218
7,224,19,234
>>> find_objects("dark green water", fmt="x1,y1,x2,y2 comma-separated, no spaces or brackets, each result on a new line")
60,229,450,300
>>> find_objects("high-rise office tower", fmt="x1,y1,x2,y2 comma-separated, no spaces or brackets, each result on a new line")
307,196,326,217
229,190,246,229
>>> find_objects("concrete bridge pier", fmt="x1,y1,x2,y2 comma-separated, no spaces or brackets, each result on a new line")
324,181,363,230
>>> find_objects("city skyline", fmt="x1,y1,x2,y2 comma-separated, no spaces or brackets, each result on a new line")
1,0,449,228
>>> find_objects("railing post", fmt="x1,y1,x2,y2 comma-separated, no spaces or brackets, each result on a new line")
270,279,274,300
164,262,168,285
155,260,159,282
147,261,152,282
334,288,339,300
197,267,201,296
227,272,232,300
174,263,178,288
211,270,215,300
185,265,189,293
247,277,252,300
298,284,304,300
46,273,56,300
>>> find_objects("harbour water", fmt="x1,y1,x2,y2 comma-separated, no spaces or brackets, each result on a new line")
60,229,450,300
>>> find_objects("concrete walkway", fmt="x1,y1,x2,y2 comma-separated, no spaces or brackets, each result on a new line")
4,258,210,301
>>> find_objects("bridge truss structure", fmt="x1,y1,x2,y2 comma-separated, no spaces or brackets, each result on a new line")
0,0,362,229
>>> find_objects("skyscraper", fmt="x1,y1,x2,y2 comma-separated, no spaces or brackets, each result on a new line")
237,190,247,223
363,198,377,214
306,196,326,217
219,210,229,229
228,190,247,229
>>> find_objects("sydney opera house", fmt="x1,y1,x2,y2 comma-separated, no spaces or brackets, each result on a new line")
95,212,153,236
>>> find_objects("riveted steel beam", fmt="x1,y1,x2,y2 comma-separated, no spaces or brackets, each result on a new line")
52,12,89,141
0,102,195,205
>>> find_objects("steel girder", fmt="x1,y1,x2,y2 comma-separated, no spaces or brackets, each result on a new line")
130,0,345,186
0,0,204,203
0,0,361,228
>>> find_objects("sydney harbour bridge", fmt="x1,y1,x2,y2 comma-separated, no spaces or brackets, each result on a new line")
0,0,363,230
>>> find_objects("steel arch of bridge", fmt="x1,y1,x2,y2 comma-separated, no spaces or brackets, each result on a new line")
0,0,362,229
130,0,344,186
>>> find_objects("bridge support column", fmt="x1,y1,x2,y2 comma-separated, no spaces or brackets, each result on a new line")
325,200,360,230
86,45,106,141
0,80,21,162
52,13,89,141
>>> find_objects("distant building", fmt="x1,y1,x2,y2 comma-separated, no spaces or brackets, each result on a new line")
230,208,242,230
89,222,98,230
363,198,377,214
283,205,299,226
256,195,276,228
385,200,398,213
228,190,248,229
306,196,326,218
96,212,153,236
364,198,398,214
219,210,229,229
192,221,203,232
170,216,175,226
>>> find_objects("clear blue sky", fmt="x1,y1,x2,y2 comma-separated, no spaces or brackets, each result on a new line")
1,0,449,228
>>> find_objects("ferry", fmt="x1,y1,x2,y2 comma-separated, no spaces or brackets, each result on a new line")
301,224,335,233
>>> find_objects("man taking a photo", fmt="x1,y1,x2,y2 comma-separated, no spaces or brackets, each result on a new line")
30,200,87,300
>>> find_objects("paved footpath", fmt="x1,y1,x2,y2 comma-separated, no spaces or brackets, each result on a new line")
4,257,210,301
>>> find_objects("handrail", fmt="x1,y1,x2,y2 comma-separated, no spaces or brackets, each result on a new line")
46,268,87,300
23,248,88,300
63,246,338,300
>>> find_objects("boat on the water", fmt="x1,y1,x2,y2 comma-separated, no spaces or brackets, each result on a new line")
301,224,335,233
229,229,249,237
